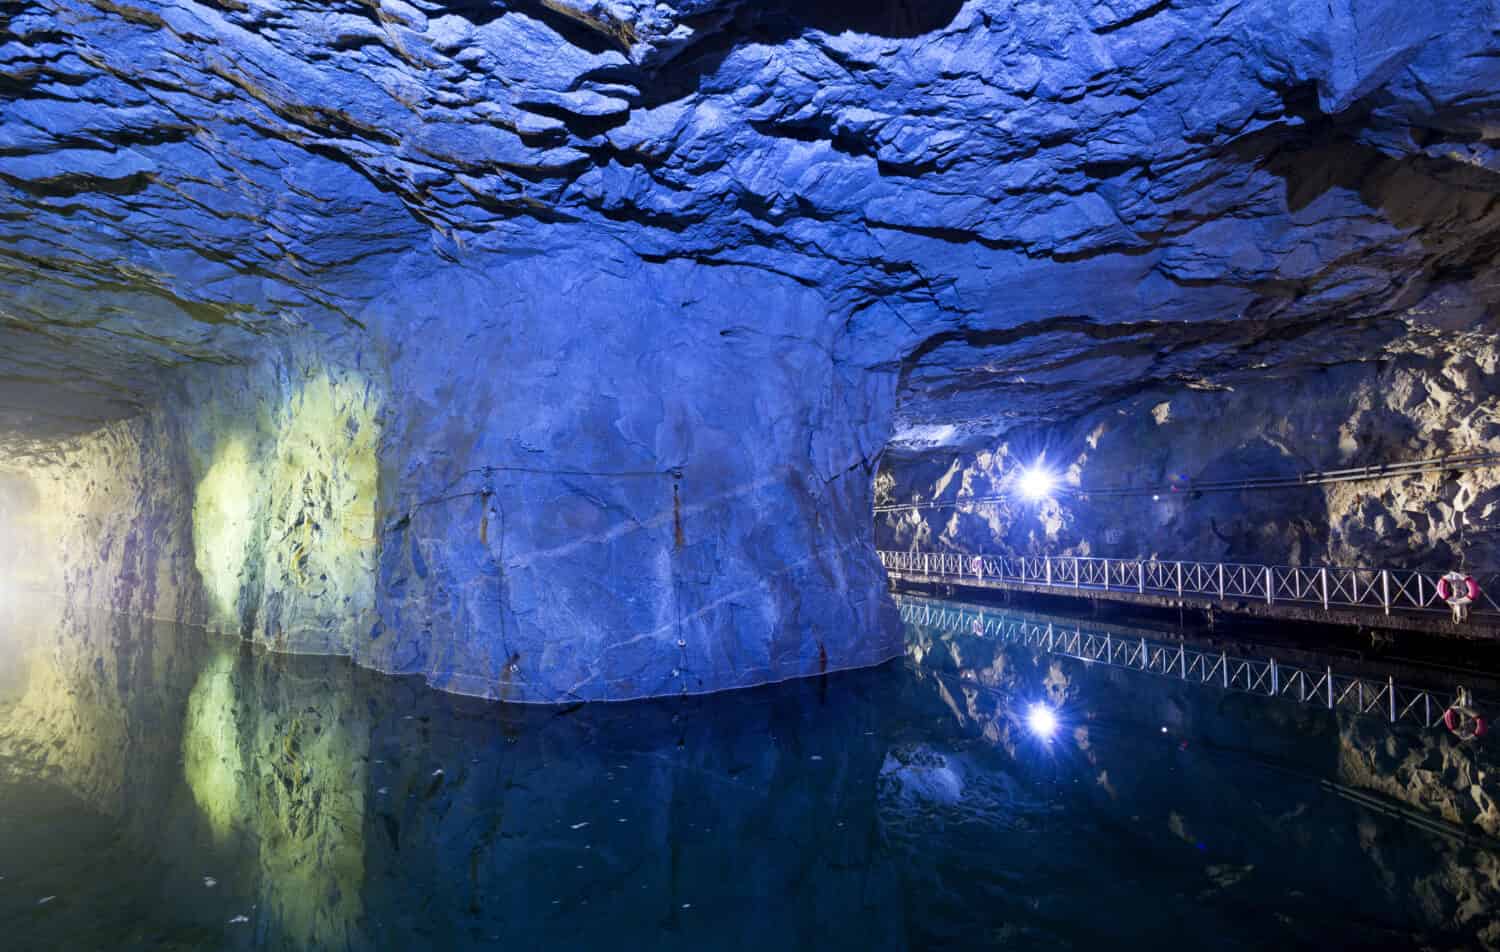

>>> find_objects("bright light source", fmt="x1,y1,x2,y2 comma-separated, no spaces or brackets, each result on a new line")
1016,464,1057,501
1026,703,1058,739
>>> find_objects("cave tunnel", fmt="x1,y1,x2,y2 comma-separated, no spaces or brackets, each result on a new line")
3,1,1500,948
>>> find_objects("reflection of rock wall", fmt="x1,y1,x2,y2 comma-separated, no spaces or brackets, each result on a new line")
0,606,900,951
0,608,370,951
879,327,1500,572
357,671,902,951
899,596,1500,949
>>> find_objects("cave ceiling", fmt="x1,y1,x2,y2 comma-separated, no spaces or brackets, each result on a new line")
4,0,1500,454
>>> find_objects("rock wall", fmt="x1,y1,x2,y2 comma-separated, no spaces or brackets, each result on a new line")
9,0,1500,693
879,320,1500,572
10,253,901,703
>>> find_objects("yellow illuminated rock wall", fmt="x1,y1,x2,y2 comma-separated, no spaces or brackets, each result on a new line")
185,363,383,653
13,345,385,654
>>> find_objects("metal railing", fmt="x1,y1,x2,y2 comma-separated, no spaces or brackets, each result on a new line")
878,549,1500,619
898,598,1461,728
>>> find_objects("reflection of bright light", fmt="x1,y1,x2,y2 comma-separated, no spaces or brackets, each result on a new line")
1027,703,1058,739
183,651,244,843
1017,464,1056,501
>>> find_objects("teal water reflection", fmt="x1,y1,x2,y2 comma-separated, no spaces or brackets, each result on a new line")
1,595,1497,950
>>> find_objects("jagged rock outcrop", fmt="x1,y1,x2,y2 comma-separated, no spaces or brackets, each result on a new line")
5,1,1500,694
878,325,1500,570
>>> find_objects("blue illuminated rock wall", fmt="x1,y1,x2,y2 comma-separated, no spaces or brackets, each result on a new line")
361,249,900,700
8,0,1500,695
25,254,901,702
879,327,1500,571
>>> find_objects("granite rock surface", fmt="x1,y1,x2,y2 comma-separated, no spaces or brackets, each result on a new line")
5,1,1500,694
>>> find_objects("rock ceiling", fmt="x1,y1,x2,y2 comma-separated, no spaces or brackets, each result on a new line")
4,0,1500,452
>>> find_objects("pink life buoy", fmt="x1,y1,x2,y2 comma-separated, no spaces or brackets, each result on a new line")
1438,574,1479,603
1444,704,1488,741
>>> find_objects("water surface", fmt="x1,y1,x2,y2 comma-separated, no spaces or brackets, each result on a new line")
1,596,1497,950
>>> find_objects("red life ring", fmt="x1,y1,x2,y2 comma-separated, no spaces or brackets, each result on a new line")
1437,575,1480,603
1444,706,1488,740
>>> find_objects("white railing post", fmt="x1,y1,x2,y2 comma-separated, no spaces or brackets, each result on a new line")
1218,563,1225,600
1270,658,1278,695
1388,675,1396,723
1045,557,1052,586
1265,567,1274,605
1381,570,1391,615
1074,557,1080,589
1103,559,1110,591
1326,667,1333,709
1137,561,1145,594
1320,567,1329,610
1176,561,1183,596
1222,651,1229,688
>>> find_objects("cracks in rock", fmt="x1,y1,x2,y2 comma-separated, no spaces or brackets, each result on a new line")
1092,0,1174,35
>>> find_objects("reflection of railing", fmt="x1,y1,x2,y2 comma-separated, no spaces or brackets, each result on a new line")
878,549,1500,619
898,598,1459,729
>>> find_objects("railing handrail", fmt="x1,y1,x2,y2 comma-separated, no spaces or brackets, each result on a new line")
895,596,1470,729
877,549,1500,618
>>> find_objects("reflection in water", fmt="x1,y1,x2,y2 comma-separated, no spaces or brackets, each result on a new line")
1,595,1498,950
183,651,246,843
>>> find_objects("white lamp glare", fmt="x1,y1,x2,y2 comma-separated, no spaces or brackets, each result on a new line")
1026,703,1058,739
1017,464,1056,501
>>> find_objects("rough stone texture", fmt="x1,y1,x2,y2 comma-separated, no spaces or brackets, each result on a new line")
879,325,1500,571
6,1,1500,693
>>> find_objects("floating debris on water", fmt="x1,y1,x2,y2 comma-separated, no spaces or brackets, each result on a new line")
570,821,590,830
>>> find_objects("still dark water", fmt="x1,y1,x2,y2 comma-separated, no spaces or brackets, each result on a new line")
2,596,1498,951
